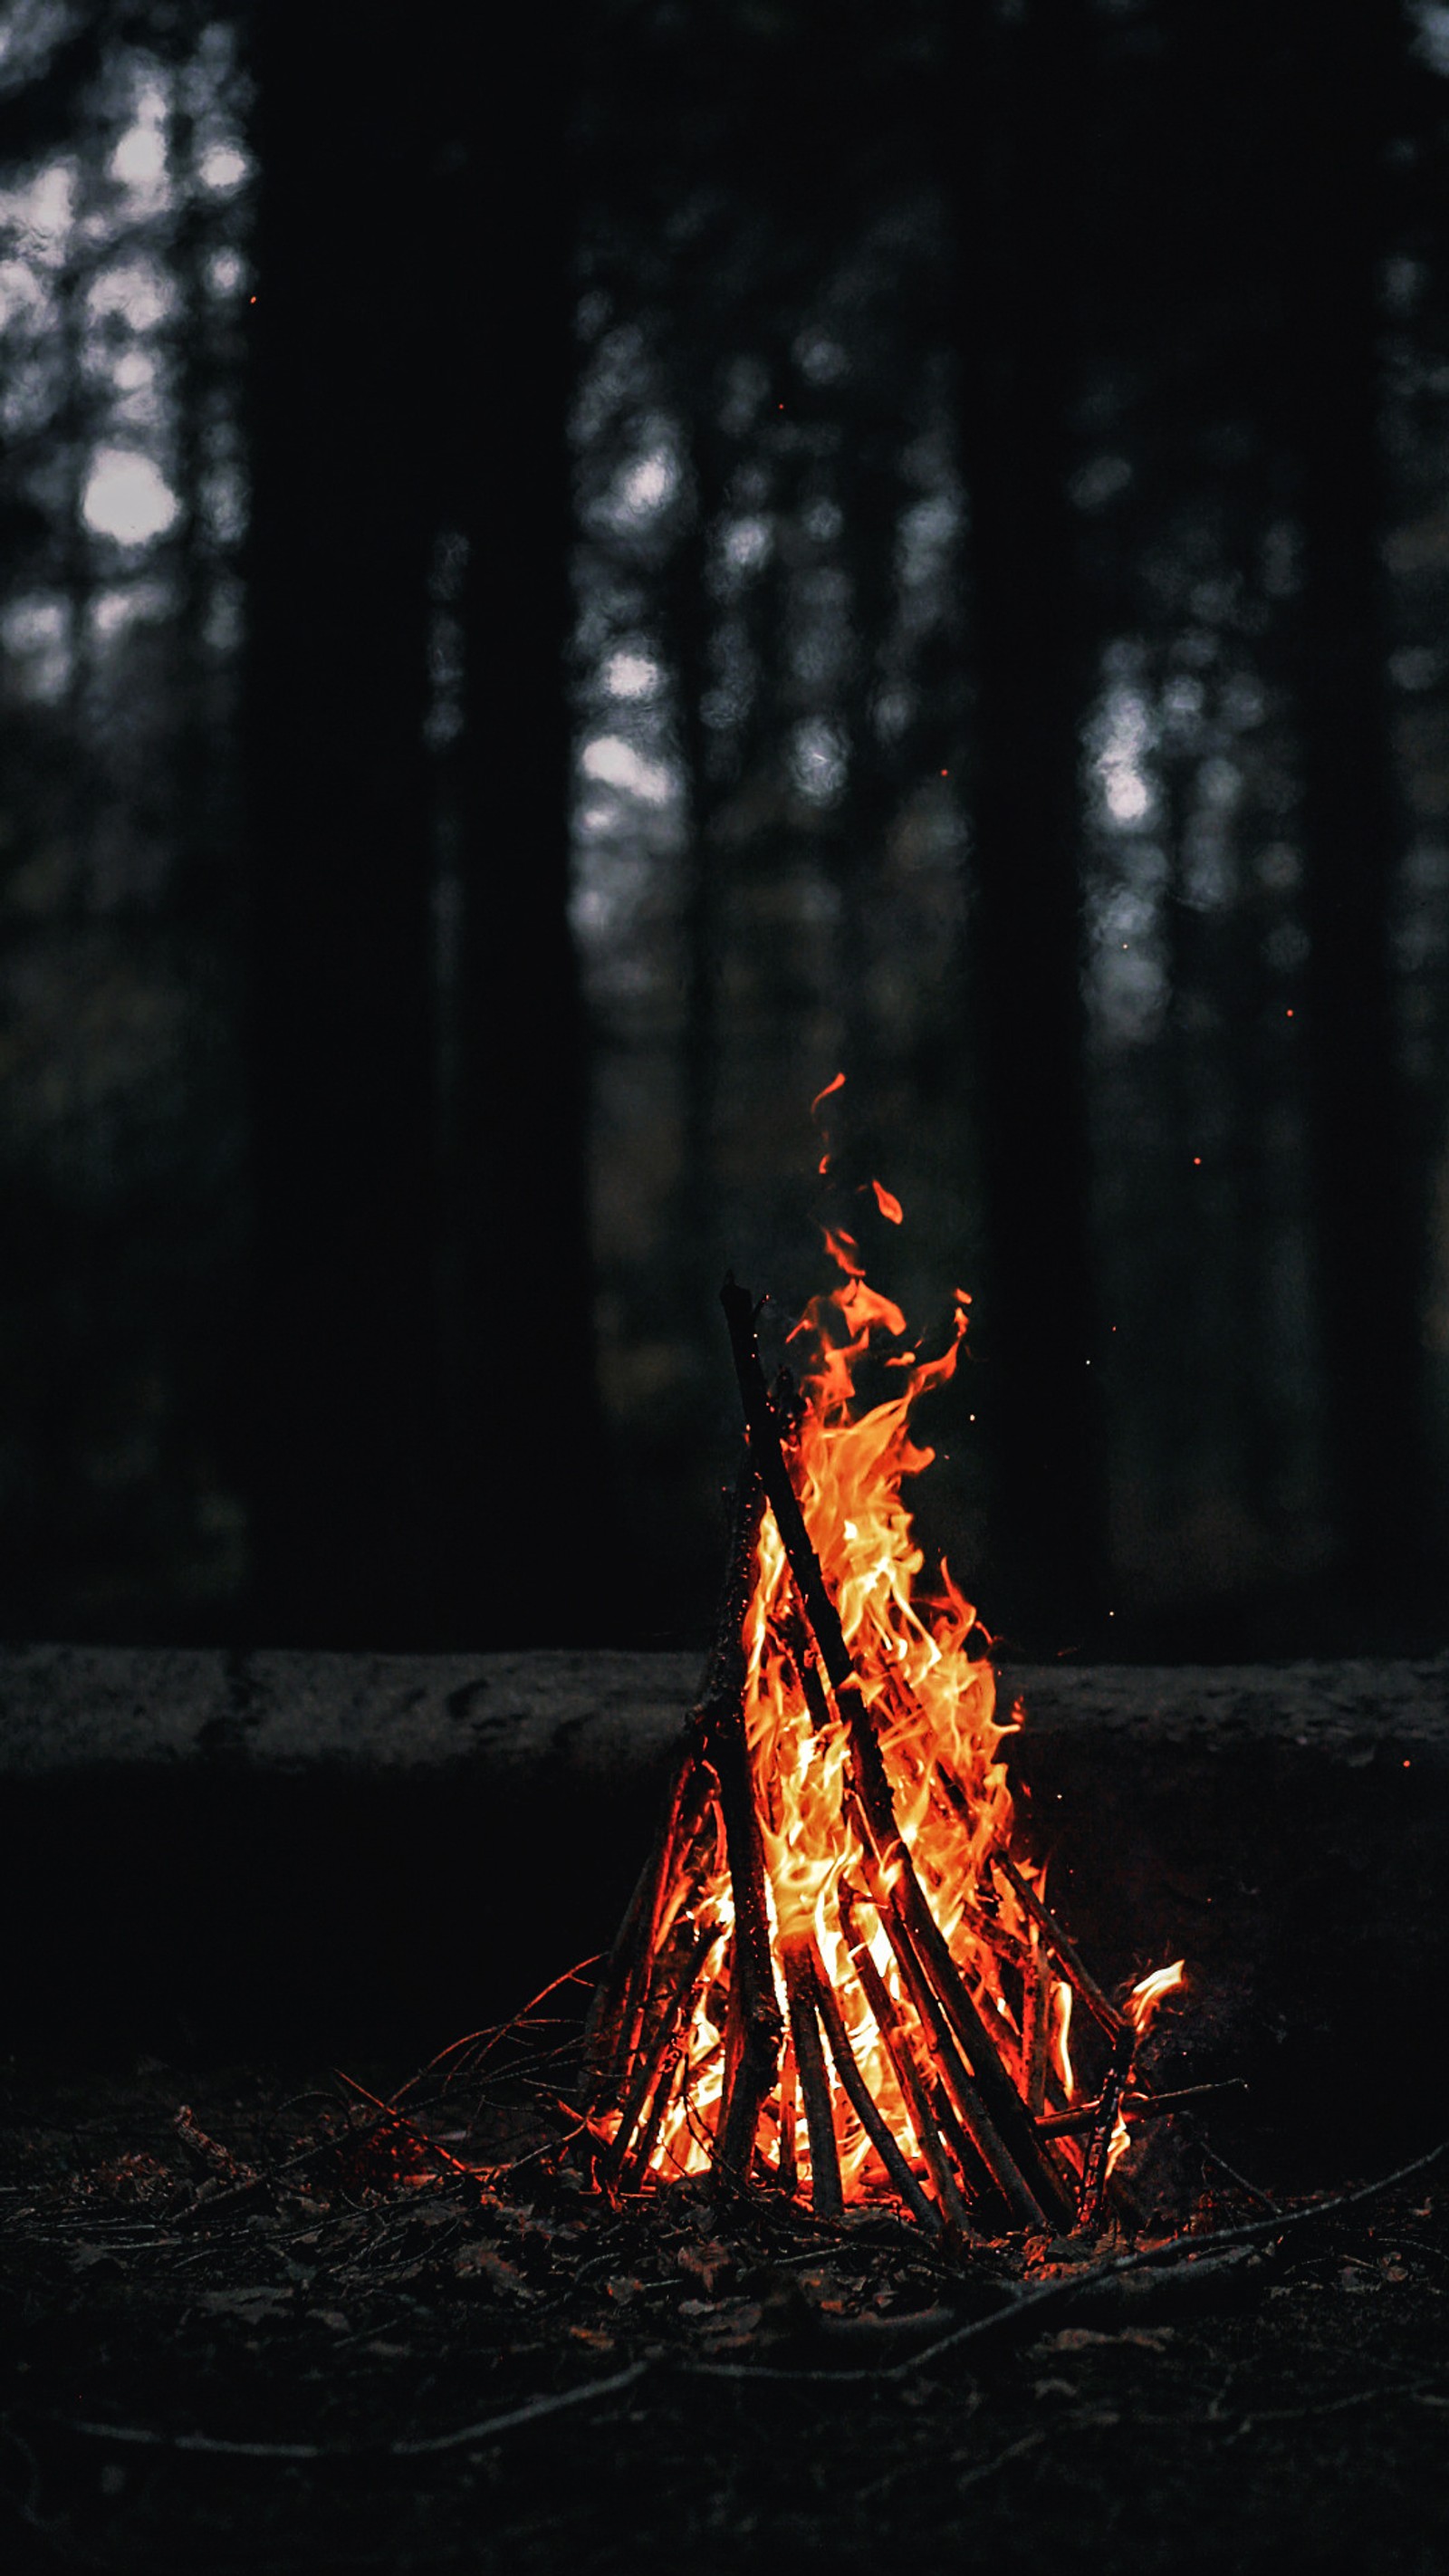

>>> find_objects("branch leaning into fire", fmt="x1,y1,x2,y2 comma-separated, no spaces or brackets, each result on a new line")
582,1211,1185,2237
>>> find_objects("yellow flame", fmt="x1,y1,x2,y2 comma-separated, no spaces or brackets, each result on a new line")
1126,1959,1185,2034
646,1188,1183,2210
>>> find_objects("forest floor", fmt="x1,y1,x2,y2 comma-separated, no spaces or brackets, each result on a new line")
3,2052,1448,2576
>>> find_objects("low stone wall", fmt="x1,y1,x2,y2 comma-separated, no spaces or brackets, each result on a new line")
5,1645,1446,2174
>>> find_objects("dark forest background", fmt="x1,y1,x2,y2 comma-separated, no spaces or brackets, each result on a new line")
3,0,1449,1660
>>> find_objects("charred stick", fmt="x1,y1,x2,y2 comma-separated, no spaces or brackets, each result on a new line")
799,1655,833,1739
719,1279,1072,2227
331,2074,477,2184
926,2077,1003,2222
715,1943,745,2158
1141,2078,1248,2115
854,1800,1075,2230
860,1783,1072,2228
781,1937,843,2219
1076,2025,1137,2229
606,1440,769,2119
1174,2114,1279,2213
840,1890,975,2235
992,1847,1125,2042
867,1882,1018,2219
1035,2099,1106,2139
952,1892,1034,1979
664,2033,724,2179
803,1939,942,2234
895,1866,1073,2223
710,1860,782,2177
902,2050,996,2220
583,1748,693,2096
640,1762,703,1969
720,1277,860,1705
622,2047,684,2189
695,1464,784,2179
1023,1927,1053,2118
804,1577,1069,2215
711,1872,782,2180
589,1754,716,2106
777,2042,799,2198
581,1876,648,2097
696,1449,770,1716
1036,2079,1248,2139
841,1678,1066,2218
600,1916,722,2184
856,1841,1047,2229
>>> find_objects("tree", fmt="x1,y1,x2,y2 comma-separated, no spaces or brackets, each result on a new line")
243,6,443,1644
948,0,1107,1645
1288,0,1430,1611
442,3,610,1644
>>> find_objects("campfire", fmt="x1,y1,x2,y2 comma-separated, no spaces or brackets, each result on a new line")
584,1149,1185,2238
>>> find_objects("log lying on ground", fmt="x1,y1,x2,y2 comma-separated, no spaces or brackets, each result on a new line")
1,1642,1446,2183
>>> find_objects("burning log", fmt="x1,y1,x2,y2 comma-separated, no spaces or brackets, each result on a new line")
1035,2078,1247,2139
697,1467,784,2178
584,1178,1185,2238
1022,1927,1053,2117
990,1846,1125,2042
1076,2025,1137,2231
600,1913,724,2187
584,1744,715,2100
840,1886,976,2233
803,1933,942,2233
780,1937,843,2216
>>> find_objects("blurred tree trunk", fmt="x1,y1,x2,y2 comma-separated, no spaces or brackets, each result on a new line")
442,4,608,1643
244,9,443,1644
948,0,1107,1645
831,431,910,1177
670,410,725,1381
1289,0,1428,1607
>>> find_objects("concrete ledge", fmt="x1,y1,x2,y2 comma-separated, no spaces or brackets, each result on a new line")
0,1644,700,1777
5,1648,1446,2175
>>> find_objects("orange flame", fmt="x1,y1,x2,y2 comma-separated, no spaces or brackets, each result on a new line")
811,1071,847,1117
637,1190,1181,2213
811,1070,846,1175
820,1224,867,1281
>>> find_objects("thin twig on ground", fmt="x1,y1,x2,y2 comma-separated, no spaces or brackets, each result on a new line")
59,2360,654,2464
689,2137,1449,2383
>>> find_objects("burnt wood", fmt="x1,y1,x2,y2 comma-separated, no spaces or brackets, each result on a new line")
840,1889,976,2235
992,1846,1125,2040
781,1937,844,2219
805,1938,942,2232
720,1277,1076,2228
694,1466,783,2178
1077,2025,1139,2230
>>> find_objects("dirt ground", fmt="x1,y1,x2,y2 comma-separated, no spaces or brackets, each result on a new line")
4,2051,1447,2575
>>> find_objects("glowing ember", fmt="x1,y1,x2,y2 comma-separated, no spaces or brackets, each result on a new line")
584,1147,1185,2235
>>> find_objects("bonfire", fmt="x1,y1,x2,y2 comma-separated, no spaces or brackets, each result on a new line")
584,1114,1185,2238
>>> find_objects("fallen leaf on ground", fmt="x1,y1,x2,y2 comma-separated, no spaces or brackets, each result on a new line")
677,2240,734,2296
454,2245,537,2298
197,2288,291,2323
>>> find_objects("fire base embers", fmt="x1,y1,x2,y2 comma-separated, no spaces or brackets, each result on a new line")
582,1276,1185,2241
